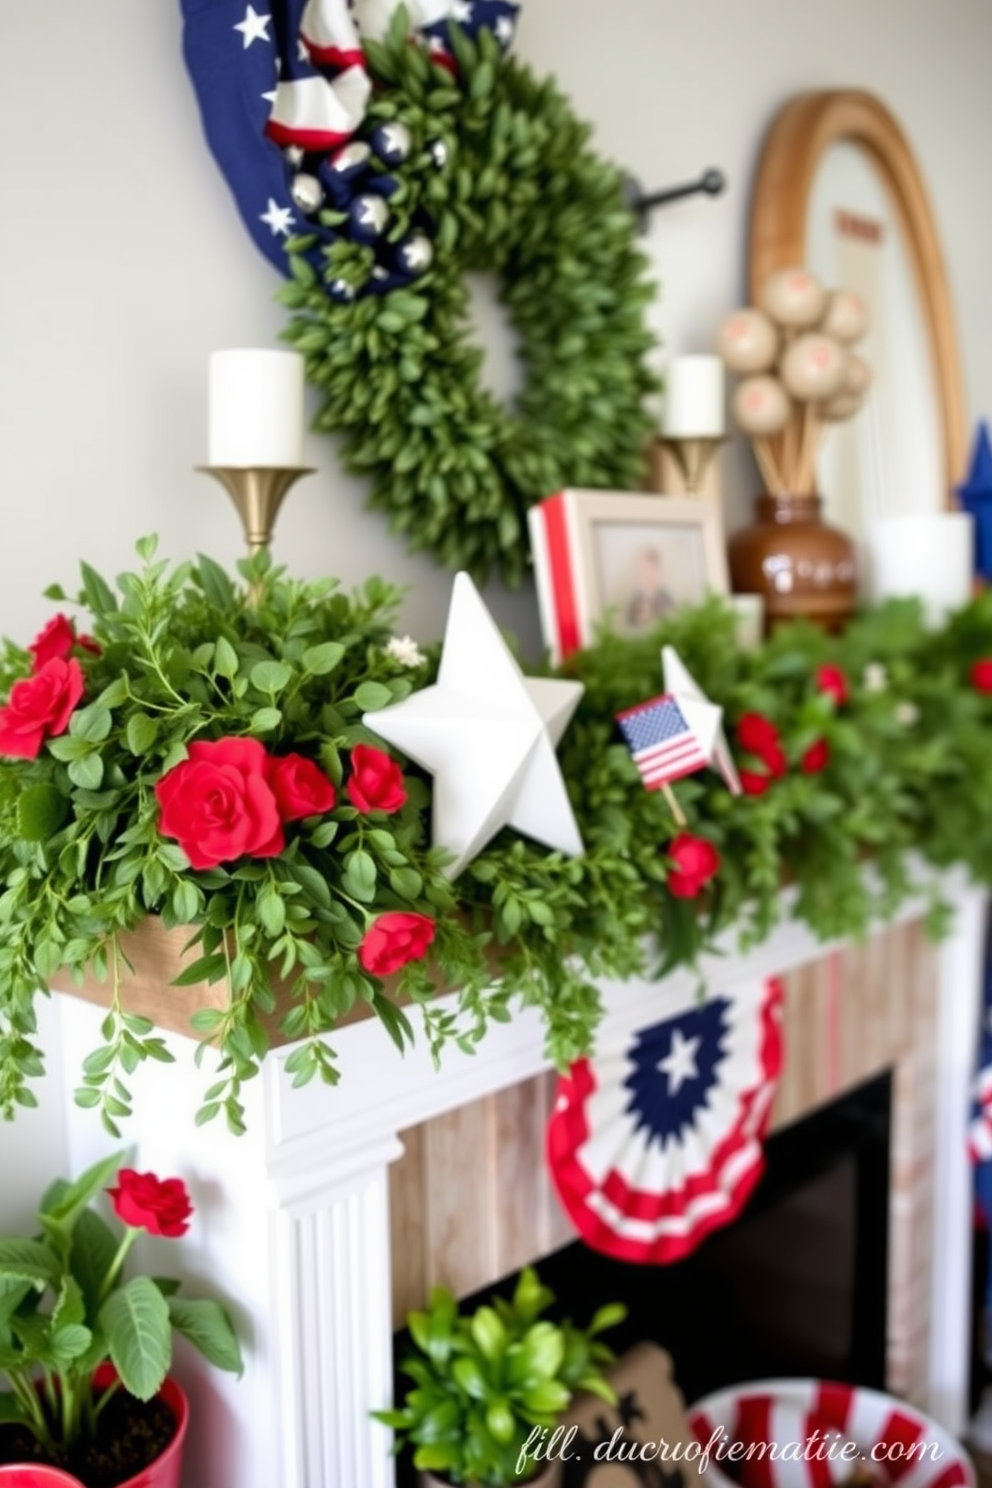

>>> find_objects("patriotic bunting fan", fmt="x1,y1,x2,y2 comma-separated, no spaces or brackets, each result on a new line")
688,1379,973,1488
547,977,783,1265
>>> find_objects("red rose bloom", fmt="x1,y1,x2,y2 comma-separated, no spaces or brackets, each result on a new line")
27,614,99,669
265,753,336,822
667,833,721,899
736,711,787,793
971,659,992,693
816,665,848,706
801,739,831,773
346,744,407,814
0,657,85,759
740,769,772,797
155,736,284,870
107,1170,193,1238
358,912,435,976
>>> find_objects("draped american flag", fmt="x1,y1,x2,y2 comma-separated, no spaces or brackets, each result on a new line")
616,694,708,790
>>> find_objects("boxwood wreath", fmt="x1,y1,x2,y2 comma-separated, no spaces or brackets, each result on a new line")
2,541,992,1135
278,18,658,586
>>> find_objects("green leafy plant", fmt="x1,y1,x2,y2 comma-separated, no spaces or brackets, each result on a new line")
0,1153,241,1473
279,11,657,586
375,1266,625,1486
3,539,992,1140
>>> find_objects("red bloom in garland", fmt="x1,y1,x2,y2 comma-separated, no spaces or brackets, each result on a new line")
736,711,787,795
155,737,284,870
346,744,407,814
816,664,848,706
265,753,336,821
666,833,721,899
107,1169,193,1238
0,657,85,759
801,739,831,774
27,614,101,670
971,659,992,693
358,912,436,976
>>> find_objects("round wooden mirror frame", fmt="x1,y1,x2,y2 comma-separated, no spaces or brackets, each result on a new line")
748,88,968,500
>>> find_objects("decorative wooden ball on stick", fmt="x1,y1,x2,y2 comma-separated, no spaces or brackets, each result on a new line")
718,270,871,496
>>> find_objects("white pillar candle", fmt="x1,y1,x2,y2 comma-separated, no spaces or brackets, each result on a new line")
663,355,725,438
864,513,973,625
208,349,305,467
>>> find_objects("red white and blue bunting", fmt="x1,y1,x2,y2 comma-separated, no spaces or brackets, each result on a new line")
181,0,519,282
547,978,784,1265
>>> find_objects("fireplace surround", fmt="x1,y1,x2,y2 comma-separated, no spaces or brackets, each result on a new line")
49,866,986,1488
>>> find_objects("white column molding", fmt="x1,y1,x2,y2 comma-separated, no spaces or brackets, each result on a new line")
928,882,987,1432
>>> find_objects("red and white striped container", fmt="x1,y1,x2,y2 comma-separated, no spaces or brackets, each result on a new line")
688,1380,973,1488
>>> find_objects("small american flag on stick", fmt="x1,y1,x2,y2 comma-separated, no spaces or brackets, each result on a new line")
616,695,708,790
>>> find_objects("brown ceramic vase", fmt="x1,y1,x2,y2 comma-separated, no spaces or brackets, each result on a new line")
728,493,857,634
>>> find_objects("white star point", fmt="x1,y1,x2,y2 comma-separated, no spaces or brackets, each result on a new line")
657,1029,701,1096
234,4,271,48
260,197,295,235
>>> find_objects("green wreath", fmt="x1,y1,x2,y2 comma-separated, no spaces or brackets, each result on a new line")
280,18,658,587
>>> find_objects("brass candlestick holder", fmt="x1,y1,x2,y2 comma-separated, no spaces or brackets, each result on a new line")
660,436,725,495
197,466,315,555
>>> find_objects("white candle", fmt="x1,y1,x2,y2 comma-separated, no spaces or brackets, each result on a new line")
663,355,725,438
208,349,305,467
864,513,973,625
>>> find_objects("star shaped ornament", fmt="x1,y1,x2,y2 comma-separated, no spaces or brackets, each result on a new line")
363,573,585,878
661,645,741,795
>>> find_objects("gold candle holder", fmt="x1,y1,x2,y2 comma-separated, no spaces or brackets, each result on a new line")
197,466,316,555
660,436,725,496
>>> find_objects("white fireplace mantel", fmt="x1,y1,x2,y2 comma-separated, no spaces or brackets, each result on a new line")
52,867,987,1488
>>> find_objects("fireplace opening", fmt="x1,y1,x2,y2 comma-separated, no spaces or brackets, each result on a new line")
391,1070,891,1485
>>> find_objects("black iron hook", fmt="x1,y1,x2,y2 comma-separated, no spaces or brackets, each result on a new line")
623,168,726,234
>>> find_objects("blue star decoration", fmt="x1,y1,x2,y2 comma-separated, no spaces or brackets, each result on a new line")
623,1000,729,1146
957,421,992,581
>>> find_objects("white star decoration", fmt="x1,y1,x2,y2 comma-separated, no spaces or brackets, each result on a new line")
662,645,741,795
234,4,271,48
259,198,295,235
364,573,585,878
657,1029,701,1096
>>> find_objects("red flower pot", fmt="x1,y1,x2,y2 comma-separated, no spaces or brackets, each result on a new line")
89,1367,189,1488
0,1469,87,1487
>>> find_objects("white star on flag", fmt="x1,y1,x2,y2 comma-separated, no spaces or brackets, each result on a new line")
363,572,585,878
234,4,272,48
657,1028,701,1095
452,0,474,19
494,14,514,42
259,198,295,235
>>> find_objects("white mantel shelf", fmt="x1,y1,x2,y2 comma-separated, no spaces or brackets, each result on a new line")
53,868,987,1488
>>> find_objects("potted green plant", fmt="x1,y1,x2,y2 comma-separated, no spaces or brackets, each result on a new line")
375,1266,626,1487
0,1152,242,1488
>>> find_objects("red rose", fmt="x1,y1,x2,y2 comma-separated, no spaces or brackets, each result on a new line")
346,744,407,814
107,1169,193,1238
740,769,771,797
155,736,284,870
736,711,787,793
358,912,435,976
28,614,99,669
0,657,85,759
265,753,336,822
801,739,831,773
816,665,848,706
667,833,721,899
971,659,992,693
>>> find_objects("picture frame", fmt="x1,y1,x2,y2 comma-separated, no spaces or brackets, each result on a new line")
749,89,967,545
529,490,729,664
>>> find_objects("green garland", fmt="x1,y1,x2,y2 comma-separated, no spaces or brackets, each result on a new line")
279,20,658,586
3,545,992,1134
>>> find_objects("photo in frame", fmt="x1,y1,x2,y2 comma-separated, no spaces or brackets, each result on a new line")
529,490,729,663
